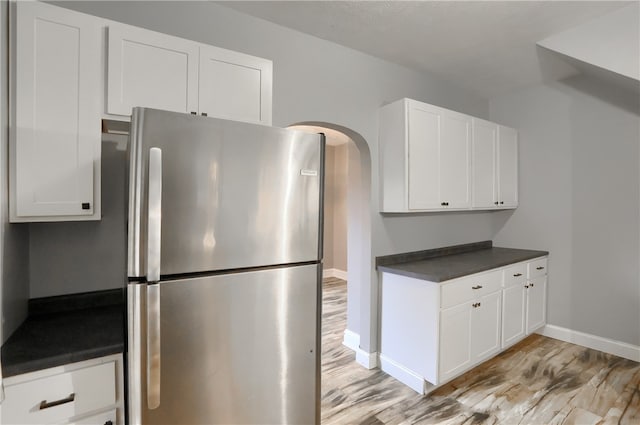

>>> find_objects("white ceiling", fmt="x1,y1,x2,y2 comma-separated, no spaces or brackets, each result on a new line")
216,1,632,99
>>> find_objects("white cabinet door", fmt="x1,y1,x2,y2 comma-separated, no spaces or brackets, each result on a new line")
440,110,471,209
501,283,526,347
497,125,518,208
471,118,497,208
107,23,199,116
13,1,101,221
199,45,272,125
526,276,547,333
439,302,472,382
408,104,441,210
471,291,502,361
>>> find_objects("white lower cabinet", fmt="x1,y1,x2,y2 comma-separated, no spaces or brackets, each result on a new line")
439,284,502,383
380,256,547,394
1,354,123,425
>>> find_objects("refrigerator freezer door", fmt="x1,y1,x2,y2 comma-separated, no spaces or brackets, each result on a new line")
128,264,320,425
128,108,324,278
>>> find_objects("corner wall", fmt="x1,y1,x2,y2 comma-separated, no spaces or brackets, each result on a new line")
490,75,640,346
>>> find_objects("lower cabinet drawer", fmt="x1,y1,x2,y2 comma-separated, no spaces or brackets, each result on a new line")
528,257,548,278
2,361,116,424
441,270,502,309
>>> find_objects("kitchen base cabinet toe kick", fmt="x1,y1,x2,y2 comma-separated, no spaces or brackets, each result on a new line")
379,256,548,395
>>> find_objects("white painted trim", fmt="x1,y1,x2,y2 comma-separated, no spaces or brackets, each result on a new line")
322,268,348,280
379,354,424,394
356,349,379,369
342,329,360,352
537,324,640,362
342,329,378,369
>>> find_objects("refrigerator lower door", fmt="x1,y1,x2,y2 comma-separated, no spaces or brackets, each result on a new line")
128,264,321,425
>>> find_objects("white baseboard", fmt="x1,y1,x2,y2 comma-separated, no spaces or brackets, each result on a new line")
342,329,378,369
538,324,640,362
379,354,424,394
323,268,347,280
342,329,359,351
356,349,379,369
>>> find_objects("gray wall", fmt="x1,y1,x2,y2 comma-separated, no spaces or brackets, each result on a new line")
29,135,128,298
46,1,493,351
323,146,335,270
490,75,640,346
332,144,348,272
1,0,29,343
323,144,348,272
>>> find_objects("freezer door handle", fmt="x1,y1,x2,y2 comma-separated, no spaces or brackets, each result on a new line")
147,284,161,409
147,147,162,283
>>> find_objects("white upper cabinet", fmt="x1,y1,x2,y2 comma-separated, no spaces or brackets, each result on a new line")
471,118,497,208
199,45,272,125
379,98,512,213
497,125,519,208
107,23,272,125
381,99,471,212
12,1,102,222
471,119,518,209
439,110,471,209
407,104,441,210
107,23,199,116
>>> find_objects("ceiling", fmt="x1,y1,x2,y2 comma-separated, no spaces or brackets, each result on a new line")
216,1,631,99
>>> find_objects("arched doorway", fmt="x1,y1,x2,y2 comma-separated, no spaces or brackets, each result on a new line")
288,122,373,368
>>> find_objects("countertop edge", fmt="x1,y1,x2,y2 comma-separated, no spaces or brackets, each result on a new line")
378,251,549,283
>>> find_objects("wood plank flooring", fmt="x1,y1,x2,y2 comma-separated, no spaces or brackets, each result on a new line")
321,277,640,424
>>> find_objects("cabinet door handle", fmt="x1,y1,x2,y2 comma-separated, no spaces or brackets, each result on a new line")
525,284,529,288
494,201,499,205
536,266,545,270
40,393,75,410
513,273,522,277
530,283,535,287
500,201,504,205
471,285,483,290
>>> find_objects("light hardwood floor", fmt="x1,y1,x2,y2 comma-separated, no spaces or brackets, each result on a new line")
321,277,640,425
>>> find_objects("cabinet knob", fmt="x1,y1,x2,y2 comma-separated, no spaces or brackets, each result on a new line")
81,202,91,210
471,285,483,290
530,283,535,287
441,202,449,206
525,284,529,288
513,273,522,277
494,201,499,205
500,201,504,204
201,112,208,117
190,111,197,115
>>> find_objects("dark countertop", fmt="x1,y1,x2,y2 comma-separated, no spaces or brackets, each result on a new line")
376,241,548,282
1,289,125,377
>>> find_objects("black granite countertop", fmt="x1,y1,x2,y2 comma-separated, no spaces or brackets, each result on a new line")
1,289,125,377
376,241,548,282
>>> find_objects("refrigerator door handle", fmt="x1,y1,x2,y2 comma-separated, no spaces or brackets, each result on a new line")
147,147,162,410
147,284,161,409
147,147,162,283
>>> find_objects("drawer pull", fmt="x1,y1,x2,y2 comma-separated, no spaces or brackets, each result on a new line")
471,285,483,290
472,302,482,308
536,266,545,270
39,393,75,410
513,273,523,277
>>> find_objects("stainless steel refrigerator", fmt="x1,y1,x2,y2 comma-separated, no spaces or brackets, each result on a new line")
126,108,324,425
